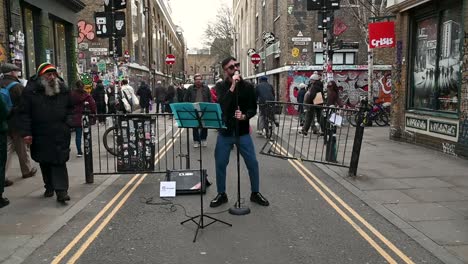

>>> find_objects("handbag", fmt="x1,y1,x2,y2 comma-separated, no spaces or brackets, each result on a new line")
131,91,139,106
121,92,132,112
313,92,324,105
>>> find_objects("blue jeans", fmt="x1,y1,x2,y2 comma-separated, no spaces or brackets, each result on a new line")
214,133,259,193
75,127,83,154
193,128,208,142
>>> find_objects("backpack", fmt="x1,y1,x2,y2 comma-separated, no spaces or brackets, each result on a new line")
0,82,19,112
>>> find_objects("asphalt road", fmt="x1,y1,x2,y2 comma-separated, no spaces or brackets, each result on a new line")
22,128,443,264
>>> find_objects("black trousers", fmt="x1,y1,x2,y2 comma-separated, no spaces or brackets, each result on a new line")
39,162,69,191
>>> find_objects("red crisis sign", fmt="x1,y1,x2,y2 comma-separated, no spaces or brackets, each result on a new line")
368,21,395,49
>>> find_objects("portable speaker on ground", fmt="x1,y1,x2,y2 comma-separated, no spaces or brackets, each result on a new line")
166,169,207,194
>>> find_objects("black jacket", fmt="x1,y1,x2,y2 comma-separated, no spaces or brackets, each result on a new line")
216,79,256,136
136,84,152,107
17,77,73,164
183,84,211,103
255,81,275,104
297,87,306,104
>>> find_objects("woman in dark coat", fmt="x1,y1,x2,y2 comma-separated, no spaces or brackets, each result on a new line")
92,80,106,123
136,82,152,113
17,63,73,203
70,80,96,157
165,85,176,113
326,80,342,107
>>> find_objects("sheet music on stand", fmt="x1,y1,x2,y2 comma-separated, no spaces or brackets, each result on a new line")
170,102,226,129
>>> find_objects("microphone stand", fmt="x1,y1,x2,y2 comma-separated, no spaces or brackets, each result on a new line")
229,74,251,215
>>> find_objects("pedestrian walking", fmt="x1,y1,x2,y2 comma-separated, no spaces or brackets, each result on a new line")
136,81,152,113
0,88,10,208
165,84,176,114
176,83,186,103
297,83,307,126
255,76,277,135
0,63,37,186
71,80,96,157
92,79,106,123
210,56,269,208
120,79,138,112
154,81,166,113
184,73,211,148
106,84,116,114
17,63,73,203
299,71,324,136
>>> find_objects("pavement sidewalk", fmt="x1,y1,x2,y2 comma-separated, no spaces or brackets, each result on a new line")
315,126,468,264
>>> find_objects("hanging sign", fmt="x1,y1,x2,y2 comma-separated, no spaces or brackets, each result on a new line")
368,21,395,49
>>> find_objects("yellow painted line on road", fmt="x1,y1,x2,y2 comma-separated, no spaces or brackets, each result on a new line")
271,143,414,264
51,128,183,264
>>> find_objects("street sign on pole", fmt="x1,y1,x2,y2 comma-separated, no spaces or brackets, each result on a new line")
165,54,176,65
251,53,261,64
113,12,126,37
95,12,112,38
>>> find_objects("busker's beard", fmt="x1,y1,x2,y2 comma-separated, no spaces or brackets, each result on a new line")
41,76,60,96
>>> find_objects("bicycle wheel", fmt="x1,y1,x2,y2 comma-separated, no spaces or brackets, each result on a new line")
374,112,389,126
103,126,118,156
349,112,358,127
265,122,273,139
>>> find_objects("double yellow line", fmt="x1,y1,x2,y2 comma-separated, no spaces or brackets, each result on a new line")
52,128,183,264
272,143,415,264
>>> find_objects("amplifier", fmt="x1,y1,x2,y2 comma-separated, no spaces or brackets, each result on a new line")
166,169,207,194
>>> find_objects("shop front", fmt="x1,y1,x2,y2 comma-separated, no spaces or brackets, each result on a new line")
389,0,467,157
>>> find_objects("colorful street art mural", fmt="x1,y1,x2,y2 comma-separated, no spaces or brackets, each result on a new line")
77,20,95,44
286,70,392,114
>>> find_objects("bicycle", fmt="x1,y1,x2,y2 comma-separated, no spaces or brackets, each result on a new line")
349,100,389,127
262,103,280,139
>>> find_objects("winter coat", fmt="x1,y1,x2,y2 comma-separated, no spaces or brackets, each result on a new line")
70,90,97,128
165,85,176,102
297,87,307,104
17,77,73,164
136,84,152,108
0,75,24,131
154,84,166,103
255,81,275,104
183,84,211,103
92,83,106,114
176,87,185,102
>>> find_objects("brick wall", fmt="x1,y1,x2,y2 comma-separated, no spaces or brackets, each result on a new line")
0,0,7,63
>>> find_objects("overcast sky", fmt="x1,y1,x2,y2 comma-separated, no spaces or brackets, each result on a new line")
169,0,231,50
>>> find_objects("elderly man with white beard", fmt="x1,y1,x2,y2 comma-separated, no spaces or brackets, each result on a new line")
17,63,73,204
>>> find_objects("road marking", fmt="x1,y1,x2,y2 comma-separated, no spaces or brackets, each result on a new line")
51,128,183,264
271,143,415,264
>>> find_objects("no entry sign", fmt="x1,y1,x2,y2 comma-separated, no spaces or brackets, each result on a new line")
165,54,176,65
251,53,261,64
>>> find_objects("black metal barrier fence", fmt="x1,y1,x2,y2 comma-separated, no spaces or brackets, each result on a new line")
82,107,192,183
259,101,366,176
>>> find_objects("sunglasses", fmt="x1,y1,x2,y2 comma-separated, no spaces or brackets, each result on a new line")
225,63,240,71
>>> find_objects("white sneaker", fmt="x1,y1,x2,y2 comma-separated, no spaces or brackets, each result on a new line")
194,143,200,148
201,141,208,147
77,153,83,158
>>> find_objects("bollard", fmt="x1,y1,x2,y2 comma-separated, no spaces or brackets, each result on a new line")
83,102,94,183
348,99,368,177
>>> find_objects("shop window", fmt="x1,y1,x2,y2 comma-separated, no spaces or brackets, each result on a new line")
345,53,355,65
332,53,344,64
54,22,67,82
410,3,461,113
24,8,36,77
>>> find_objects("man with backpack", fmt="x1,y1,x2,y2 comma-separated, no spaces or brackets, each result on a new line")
0,63,37,187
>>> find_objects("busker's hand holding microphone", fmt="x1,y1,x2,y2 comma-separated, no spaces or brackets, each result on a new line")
232,71,246,120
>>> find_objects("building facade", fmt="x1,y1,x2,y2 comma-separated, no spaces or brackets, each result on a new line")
77,0,186,91
186,50,219,85
387,0,468,157
233,0,393,111
1,0,85,87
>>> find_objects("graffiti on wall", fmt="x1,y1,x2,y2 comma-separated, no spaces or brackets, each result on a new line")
0,44,7,63
77,20,95,44
286,70,392,114
442,142,457,156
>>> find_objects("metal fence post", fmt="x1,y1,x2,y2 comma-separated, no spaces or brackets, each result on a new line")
348,99,367,177
83,102,94,183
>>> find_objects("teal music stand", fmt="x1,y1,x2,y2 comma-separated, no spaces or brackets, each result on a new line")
170,102,231,242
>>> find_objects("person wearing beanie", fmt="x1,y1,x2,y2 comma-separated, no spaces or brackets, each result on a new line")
0,63,38,186
17,62,73,204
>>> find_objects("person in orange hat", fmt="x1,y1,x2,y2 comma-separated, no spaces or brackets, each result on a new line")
17,63,73,204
